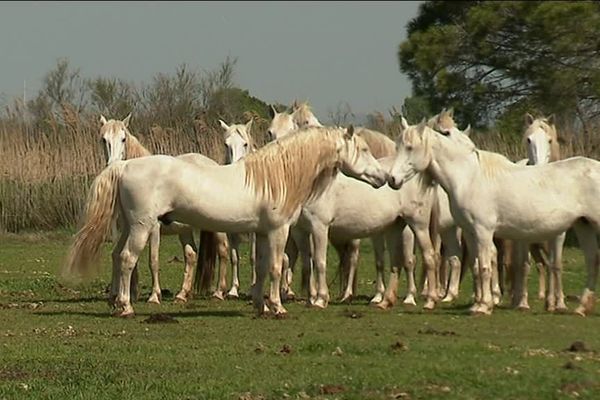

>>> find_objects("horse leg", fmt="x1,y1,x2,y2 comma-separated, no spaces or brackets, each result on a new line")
212,232,229,300
283,228,301,300
376,223,406,310
370,235,386,304
174,229,196,303
292,229,313,303
335,241,352,302
552,232,568,312
250,232,257,287
115,226,151,317
147,223,162,304
227,233,241,298
511,241,530,310
490,243,502,305
471,230,495,315
413,225,439,310
573,221,599,317
530,243,547,300
441,227,462,303
109,227,129,306
265,225,290,315
400,226,417,306
312,225,330,309
252,234,269,315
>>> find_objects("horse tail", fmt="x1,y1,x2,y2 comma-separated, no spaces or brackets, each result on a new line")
62,162,126,282
194,231,218,295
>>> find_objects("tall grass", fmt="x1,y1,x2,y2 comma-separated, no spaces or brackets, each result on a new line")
0,107,270,233
1,105,597,233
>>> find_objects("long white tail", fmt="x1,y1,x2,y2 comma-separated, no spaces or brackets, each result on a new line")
61,162,126,282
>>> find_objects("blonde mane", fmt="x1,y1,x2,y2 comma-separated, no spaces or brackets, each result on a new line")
356,128,396,158
244,126,344,217
125,131,152,159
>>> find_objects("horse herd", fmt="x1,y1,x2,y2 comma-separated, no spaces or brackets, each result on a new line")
61,102,600,319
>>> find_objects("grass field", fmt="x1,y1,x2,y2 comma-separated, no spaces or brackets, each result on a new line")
1,231,600,400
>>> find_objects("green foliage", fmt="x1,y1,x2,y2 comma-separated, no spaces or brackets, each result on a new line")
399,1,600,130
401,95,432,124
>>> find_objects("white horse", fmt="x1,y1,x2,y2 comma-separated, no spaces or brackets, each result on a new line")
268,103,420,306
218,119,257,299
511,114,567,311
99,114,229,304
388,119,600,316
63,126,389,317
432,112,566,311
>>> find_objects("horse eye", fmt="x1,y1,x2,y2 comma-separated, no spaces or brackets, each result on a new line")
406,145,413,151
526,137,531,143
101,137,106,143
244,143,248,148
441,130,451,136
121,137,126,143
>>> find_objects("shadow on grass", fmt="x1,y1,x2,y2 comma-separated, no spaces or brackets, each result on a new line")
32,309,247,318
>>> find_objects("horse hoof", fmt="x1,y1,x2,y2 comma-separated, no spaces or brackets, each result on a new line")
339,294,353,304
212,291,225,301
313,298,328,309
423,299,436,311
227,287,239,299
370,293,384,304
517,304,530,312
441,294,455,303
147,294,161,305
403,295,417,306
574,306,587,317
112,309,135,318
375,299,394,310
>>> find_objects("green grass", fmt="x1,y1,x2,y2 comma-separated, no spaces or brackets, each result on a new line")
1,232,600,400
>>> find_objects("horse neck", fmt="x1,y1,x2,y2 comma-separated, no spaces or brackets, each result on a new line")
426,136,479,200
126,132,152,159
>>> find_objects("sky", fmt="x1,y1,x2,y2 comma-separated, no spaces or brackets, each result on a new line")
0,1,421,122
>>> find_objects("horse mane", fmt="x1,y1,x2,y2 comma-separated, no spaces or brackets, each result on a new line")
292,101,322,126
125,131,152,159
427,109,456,133
244,126,343,217
356,128,396,158
476,150,517,180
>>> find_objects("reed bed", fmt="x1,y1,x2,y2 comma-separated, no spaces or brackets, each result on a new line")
0,108,595,233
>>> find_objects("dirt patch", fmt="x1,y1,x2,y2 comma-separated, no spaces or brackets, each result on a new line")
566,341,590,353
279,344,292,355
319,384,346,395
143,313,178,324
341,309,363,319
418,327,457,336
391,340,409,352
0,367,29,381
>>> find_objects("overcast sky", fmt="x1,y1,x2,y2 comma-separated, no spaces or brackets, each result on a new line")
0,1,421,121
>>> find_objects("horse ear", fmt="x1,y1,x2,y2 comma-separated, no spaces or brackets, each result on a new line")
344,124,355,139
122,113,132,127
417,118,427,134
269,105,278,119
219,119,230,131
446,107,454,118
525,113,535,126
100,115,108,125
547,114,556,125
400,116,409,131
291,99,299,110
245,119,253,132
463,124,472,137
